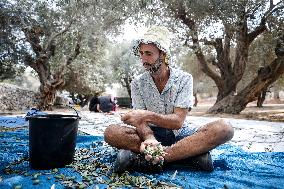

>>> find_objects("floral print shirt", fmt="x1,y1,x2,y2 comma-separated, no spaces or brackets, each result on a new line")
131,67,195,136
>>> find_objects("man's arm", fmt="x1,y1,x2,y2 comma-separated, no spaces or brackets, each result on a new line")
135,123,155,141
121,107,188,130
145,108,188,130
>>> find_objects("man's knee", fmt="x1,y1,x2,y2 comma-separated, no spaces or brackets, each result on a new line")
215,119,234,141
201,119,234,142
104,124,119,144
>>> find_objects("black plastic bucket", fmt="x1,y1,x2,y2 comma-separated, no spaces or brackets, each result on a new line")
26,112,80,170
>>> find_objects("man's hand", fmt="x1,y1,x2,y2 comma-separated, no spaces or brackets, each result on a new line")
140,138,159,152
140,139,166,165
122,111,166,164
121,110,150,127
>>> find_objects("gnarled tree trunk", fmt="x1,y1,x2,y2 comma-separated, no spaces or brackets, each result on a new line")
207,48,284,114
23,25,81,110
37,71,65,110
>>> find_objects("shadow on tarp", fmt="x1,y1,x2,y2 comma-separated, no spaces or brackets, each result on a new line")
0,128,284,189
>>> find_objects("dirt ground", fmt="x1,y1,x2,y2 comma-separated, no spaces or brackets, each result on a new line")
189,99,284,122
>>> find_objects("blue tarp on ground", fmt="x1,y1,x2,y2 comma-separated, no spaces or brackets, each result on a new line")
0,116,27,127
0,109,46,128
0,118,284,188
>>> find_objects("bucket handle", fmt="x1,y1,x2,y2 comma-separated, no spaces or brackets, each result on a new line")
54,103,80,118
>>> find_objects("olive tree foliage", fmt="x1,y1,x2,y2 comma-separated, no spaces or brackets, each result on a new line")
0,1,26,80
57,33,109,106
62,46,107,107
142,0,284,113
0,60,25,81
1,0,144,110
106,42,143,97
178,48,217,97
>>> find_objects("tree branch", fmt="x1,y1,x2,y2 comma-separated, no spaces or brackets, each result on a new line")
203,37,227,74
247,19,266,43
24,53,36,68
45,22,73,57
248,2,284,43
270,0,273,8
172,5,222,86
66,34,81,66
223,24,232,55
22,26,44,56
249,3,263,16
203,39,217,47
263,2,283,20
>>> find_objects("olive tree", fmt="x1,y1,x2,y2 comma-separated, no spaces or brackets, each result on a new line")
107,42,142,97
144,0,284,113
1,0,144,110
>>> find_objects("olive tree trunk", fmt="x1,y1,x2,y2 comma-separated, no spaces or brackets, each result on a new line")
23,26,81,110
207,53,284,114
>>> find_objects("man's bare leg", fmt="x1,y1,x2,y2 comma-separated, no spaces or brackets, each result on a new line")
164,119,234,162
104,125,142,153
105,119,234,162
104,124,165,173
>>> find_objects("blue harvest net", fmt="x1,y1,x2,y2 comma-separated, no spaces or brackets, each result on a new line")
0,115,284,189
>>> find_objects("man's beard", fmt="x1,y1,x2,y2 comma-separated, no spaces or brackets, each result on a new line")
143,58,162,74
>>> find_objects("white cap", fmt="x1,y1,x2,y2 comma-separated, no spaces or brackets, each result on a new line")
132,26,171,57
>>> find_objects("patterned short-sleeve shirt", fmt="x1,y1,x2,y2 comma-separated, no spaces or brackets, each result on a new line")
131,67,196,136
